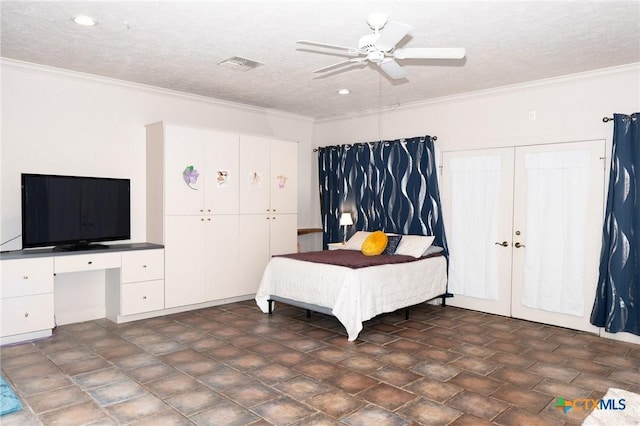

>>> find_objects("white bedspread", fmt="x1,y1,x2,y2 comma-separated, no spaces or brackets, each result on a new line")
255,255,448,341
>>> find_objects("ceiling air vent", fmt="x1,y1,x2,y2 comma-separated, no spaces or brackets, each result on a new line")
218,56,263,71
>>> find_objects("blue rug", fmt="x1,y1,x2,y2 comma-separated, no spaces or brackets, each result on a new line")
0,375,22,416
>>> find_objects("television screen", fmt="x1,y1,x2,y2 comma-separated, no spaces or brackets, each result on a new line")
21,173,131,250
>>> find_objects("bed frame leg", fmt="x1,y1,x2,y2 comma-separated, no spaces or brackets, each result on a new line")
306,309,311,318
405,309,410,320
267,299,274,315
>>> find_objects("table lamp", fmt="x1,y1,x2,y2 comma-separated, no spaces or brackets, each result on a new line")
339,212,353,243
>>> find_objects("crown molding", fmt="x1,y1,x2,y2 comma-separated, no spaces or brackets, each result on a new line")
0,58,314,123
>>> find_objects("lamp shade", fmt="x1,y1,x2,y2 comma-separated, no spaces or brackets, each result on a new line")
339,212,353,226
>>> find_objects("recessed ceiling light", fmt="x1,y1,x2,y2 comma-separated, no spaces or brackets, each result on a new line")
72,15,98,26
337,89,351,95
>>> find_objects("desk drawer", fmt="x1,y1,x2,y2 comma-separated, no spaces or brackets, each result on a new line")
121,250,164,283
0,293,54,337
1,258,54,298
121,280,164,315
54,252,121,273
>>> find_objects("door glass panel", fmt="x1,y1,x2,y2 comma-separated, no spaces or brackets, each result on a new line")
448,155,502,299
521,149,591,316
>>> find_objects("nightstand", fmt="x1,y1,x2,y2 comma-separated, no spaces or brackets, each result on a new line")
327,242,346,251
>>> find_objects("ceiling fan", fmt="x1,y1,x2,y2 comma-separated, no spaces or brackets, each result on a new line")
297,13,465,80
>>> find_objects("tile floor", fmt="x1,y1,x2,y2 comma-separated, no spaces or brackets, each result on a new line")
1,301,640,425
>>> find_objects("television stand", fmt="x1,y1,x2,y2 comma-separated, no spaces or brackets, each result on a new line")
0,242,164,345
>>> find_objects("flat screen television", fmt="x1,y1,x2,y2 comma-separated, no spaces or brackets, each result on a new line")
21,173,131,251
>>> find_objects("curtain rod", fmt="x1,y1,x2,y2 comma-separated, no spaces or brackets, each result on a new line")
603,114,638,123
312,135,437,152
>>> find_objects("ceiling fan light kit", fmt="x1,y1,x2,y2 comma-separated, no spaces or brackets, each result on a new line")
297,13,465,80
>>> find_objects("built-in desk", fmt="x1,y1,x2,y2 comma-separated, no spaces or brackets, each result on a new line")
0,243,164,345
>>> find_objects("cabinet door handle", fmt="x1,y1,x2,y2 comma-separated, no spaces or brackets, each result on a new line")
494,241,508,247
88,261,93,265
142,265,147,268
22,275,29,280
24,312,29,318
142,296,147,300
514,242,526,248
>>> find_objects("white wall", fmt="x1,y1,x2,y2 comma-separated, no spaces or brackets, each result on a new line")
0,59,315,323
0,60,316,250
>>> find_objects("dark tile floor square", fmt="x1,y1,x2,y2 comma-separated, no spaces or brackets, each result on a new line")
2,301,639,425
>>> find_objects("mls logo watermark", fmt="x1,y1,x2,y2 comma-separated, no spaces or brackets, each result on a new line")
556,397,627,414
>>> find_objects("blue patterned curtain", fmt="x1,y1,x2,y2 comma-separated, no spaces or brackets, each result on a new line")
591,113,640,335
317,136,448,254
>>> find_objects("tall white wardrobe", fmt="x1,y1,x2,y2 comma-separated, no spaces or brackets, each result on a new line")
146,122,298,309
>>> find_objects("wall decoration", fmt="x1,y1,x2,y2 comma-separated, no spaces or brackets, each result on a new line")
277,174,288,189
249,172,263,190
216,169,230,188
183,165,199,190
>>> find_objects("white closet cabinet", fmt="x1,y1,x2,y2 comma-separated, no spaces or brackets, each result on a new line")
239,135,298,215
162,125,239,216
146,122,297,309
237,135,298,294
441,140,605,333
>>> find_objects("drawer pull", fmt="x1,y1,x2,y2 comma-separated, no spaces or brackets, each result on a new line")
23,275,29,280
88,261,93,265
24,312,29,318
142,296,147,300
142,265,147,268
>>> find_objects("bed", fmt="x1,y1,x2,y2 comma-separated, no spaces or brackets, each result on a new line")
255,241,448,341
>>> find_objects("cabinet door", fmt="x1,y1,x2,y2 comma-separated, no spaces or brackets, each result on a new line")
239,136,271,214
205,215,241,300
204,132,240,214
1,294,54,337
165,216,206,308
238,215,271,296
121,280,165,315
511,140,605,333
270,214,298,256
164,125,207,216
121,249,164,283
270,140,298,214
441,148,515,316
1,258,53,298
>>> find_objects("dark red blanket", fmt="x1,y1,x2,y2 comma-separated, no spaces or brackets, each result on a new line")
274,249,442,269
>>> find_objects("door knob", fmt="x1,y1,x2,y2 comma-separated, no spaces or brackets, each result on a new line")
514,242,526,248
494,241,508,247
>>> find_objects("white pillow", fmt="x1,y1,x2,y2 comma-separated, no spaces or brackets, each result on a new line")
344,231,373,250
395,235,435,258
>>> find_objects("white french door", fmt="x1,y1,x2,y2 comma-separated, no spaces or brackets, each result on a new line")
441,148,514,316
442,140,605,332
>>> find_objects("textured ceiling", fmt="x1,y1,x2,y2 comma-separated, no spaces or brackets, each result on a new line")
2,1,639,119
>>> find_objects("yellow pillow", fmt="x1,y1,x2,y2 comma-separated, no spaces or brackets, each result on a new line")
361,231,388,256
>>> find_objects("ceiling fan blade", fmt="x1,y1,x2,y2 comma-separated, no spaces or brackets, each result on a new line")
313,58,367,73
394,47,466,60
374,21,412,52
378,58,407,80
297,40,360,54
